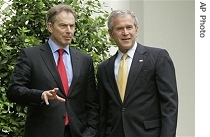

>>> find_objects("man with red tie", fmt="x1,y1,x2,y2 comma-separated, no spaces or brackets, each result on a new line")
7,4,99,137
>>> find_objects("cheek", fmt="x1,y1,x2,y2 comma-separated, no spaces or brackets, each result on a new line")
71,30,76,35
52,32,63,41
54,32,61,38
112,36,120,43
132,31,138,36
112,33,121,39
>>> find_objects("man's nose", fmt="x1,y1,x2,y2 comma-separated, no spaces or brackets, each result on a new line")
122,28,129,35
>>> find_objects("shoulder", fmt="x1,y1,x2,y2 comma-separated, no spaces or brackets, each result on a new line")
17,43,51,60
98,59,108,68
70,47,92,61
139,45,173,66
70,48,90,57
137,43,169,57
18,46,40,58
139,43,166,52
21,43,47,53
98,54,116,70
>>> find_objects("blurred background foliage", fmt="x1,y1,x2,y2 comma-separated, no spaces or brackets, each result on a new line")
0,0,112,136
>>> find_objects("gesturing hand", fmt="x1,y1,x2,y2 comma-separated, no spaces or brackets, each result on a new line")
41,88,65,105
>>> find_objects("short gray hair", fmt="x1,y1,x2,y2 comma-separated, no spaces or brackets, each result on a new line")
46,4,77,24
107,10,138,31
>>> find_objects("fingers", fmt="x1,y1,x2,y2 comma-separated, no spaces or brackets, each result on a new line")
56,95,66,102
53,88,66,102
42,92,50,105
53,88,59,96
49,89,57,98
41,88,66,105
51,88,66,102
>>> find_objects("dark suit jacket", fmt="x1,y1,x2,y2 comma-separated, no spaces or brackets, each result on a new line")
7,42,99,137
97,43,178,137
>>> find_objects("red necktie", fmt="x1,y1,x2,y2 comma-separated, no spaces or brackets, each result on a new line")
57,49,69,125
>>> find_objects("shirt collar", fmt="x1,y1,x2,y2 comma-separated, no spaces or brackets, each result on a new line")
48,38,70,54
117,42,137,59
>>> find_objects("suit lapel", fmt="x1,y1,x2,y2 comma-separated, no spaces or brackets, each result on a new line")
124,43,147,102
105,53,123,104
39,43,65,95
68,48,80,96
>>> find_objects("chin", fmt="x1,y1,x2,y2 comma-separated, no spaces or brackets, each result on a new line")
123,44,133,49
63,41,71,45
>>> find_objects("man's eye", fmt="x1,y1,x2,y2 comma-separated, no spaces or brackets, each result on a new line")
127,26,133,29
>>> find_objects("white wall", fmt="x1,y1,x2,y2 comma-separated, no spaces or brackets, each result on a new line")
143,1,195,137
101,0,195,137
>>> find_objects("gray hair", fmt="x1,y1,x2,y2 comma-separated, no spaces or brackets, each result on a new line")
46,4,77,24
107,10,138,31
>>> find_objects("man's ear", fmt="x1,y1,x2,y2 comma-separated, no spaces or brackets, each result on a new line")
108,30,113,39
46,22,52,33
136,26,138,37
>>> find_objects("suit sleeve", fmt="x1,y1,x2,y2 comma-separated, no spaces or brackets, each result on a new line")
7,49,43,106
155,49,178,137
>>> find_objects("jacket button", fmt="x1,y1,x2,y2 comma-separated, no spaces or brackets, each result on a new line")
122,108,125,112
62,115,65,119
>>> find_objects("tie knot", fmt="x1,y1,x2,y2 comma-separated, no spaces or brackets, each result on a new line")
122,53,128,60
58,49,65,56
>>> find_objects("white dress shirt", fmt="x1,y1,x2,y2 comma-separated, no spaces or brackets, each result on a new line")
114,42,137,81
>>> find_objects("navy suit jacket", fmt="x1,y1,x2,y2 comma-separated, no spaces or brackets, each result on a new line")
97,43,178,137
7,42,99,137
